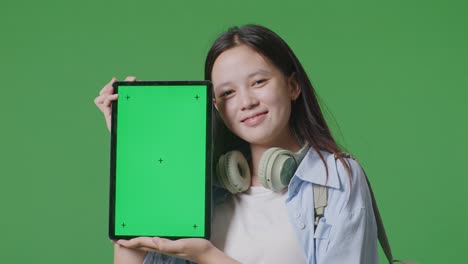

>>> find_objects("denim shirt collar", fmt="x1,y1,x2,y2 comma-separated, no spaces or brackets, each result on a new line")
294,148,341,190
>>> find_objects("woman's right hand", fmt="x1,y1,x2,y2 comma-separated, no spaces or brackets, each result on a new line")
94,76,137,131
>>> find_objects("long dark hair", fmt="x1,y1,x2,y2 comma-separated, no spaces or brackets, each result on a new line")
205,24,352,179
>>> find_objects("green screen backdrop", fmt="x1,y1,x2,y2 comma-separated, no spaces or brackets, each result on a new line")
1,0,466,263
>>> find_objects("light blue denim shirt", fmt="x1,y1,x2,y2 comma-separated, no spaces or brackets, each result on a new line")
144,149,378,264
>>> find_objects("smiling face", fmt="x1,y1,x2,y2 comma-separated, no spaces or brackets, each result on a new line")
211,44,301,147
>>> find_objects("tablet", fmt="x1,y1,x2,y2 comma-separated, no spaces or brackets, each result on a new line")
109,81,212,240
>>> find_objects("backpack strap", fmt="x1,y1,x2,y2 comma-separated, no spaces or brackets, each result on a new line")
312,153,416,264
313,184,327,227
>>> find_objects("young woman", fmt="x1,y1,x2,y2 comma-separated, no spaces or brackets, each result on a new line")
95,25,378,264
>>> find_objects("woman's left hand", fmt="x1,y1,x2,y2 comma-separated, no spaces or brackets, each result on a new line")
115,237,222,263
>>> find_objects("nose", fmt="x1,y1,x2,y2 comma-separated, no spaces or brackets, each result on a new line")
239,88,259,111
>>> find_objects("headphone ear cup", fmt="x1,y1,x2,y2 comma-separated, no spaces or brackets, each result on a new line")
258,147,280,189
259,148,297,192
216,151,251,194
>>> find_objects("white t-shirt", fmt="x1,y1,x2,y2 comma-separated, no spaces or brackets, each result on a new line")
210,186,307,264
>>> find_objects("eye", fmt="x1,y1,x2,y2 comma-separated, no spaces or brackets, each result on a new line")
253,79,267,87
220,90,234,98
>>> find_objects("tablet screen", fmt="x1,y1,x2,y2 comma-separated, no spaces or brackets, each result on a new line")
109,81,212,240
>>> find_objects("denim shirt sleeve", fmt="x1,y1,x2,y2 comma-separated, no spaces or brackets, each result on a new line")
317,207,378,264
287,151,379,264
143,252,192,264
317,158,379,264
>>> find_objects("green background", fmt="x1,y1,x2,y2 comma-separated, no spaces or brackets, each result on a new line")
1,0,466,263
114,85,207,237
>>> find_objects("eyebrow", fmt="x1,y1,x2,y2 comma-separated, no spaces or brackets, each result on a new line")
214,69,272,91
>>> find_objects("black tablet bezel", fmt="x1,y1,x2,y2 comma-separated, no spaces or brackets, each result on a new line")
108,80,213,240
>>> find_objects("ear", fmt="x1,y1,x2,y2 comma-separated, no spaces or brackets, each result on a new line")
213,97,219,111
288,72,301,101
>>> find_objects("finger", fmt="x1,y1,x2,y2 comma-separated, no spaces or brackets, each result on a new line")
95,93,117,104
138,246,160,252
94,95,105,106
125,76,137,82
99,77,117,96
117,237,155,249
95,94,118,114
152,237,184,254
101,94,118,110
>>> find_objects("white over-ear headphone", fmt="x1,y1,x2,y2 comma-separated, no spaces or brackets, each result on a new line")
215,144,309,193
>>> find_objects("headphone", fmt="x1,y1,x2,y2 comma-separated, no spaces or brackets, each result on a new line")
215,144,310,194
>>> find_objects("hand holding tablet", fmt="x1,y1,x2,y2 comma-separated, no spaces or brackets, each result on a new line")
108,80,213,240
94,76,136,131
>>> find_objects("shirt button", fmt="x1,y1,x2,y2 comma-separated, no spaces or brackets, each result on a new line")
295,212,301,218
298,222,305,229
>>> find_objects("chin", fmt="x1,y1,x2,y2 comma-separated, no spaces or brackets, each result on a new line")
239,132,276,146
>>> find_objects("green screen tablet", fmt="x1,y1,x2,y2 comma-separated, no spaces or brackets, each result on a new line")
109,81,212,240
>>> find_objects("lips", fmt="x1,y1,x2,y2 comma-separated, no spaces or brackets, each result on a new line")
241,111,268,126
241,111,268,123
